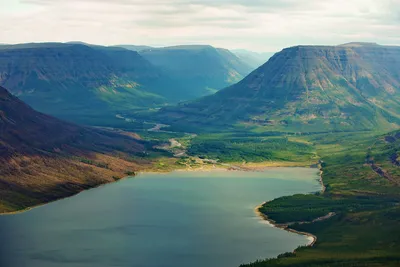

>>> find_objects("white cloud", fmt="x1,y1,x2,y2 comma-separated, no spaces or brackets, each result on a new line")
0,0,399,51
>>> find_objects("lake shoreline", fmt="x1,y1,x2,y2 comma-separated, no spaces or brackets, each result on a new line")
0,177,133,216
253,166,324,250
0,162,318,217
254,202,318,248
140,160,313,175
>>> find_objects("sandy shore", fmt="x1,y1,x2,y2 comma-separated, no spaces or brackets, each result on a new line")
139,160,313,175
0,206,38,216
1,161,320,216
137,165,229,175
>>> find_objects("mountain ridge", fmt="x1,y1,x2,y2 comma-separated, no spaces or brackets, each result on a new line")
0,43,174,120
160,43,400,132
0,42,254,123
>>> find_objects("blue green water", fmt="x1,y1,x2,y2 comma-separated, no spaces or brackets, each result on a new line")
0,168,321,267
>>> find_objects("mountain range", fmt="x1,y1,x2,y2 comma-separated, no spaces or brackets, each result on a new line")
0,43,252,123
161,43,400,132
0,43,174,120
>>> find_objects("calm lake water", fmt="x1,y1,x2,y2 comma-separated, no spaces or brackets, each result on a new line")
0,168,321,267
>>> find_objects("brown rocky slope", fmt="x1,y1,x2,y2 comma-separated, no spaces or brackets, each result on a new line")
0,86,155,213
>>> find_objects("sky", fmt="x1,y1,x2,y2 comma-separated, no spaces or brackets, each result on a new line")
0,0,399,52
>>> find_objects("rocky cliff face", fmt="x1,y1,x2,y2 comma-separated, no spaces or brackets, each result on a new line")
162,43,400,132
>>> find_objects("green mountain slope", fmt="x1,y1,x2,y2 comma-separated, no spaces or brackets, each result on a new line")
0,43,184,121
161,43,400,132
140,45,254,97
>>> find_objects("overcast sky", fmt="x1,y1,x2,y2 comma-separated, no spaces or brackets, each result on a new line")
1,0,399,52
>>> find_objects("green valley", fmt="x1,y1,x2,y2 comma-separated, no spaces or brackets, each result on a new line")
1,42,399,267
131,43,400,266
3,1,400,266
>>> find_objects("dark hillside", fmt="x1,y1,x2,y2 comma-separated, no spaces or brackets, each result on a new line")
0,86,155,213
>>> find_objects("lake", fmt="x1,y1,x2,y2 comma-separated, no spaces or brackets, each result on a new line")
0,167,321,267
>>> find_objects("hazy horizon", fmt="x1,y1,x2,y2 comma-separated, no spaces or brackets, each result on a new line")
1,40,397,54
1,0,400,53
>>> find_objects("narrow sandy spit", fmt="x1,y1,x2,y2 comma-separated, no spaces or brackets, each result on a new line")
254,202,318,247
253,167,324,249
